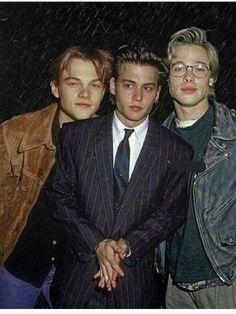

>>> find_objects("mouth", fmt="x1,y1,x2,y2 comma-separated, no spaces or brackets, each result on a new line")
181,88,197,94
75,103,91,108
129,105,143,112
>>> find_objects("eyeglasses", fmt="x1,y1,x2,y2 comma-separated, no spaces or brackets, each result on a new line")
170,63,210,78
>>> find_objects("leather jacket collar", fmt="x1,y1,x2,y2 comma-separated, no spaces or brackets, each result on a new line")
19,103,58,152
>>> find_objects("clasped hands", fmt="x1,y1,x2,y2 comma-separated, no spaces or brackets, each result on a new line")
93,238,127,291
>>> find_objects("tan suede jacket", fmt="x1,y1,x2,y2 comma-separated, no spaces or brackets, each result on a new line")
0,103,58,264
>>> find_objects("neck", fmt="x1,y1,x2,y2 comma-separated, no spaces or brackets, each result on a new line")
58,109,73,128
174,101,209,121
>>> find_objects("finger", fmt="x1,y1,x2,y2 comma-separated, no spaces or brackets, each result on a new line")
108,259,124,277
103,259,115,281
97,269,105,288
112,270,118,282
101,264,109,282
103,250,124,277
105,279,112,292
93,270,101,279
101,266,112,291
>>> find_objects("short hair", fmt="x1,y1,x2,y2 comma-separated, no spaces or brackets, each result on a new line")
166,27,219,93
112,46,168,85
50,46,113,86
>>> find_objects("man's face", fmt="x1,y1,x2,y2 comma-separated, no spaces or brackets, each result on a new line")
169,45,214,111
51,58,105,124
110,62,160,127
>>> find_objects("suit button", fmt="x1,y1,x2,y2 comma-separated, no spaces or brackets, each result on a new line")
52,240,57,245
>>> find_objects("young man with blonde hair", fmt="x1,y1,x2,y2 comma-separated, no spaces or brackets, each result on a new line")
163,26,236,309
0,46,113,308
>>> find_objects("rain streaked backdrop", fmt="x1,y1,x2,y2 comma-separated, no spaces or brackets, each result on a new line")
0,2,236,122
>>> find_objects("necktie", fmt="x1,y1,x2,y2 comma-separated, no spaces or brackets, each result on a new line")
114,128,134,205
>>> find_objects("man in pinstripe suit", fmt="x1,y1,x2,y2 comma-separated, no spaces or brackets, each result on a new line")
47,46,193,308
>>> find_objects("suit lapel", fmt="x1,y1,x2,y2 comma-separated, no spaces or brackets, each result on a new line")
112,119,164,236
94,114,115,235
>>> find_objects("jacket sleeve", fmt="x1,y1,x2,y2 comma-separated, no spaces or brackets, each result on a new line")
0,124,11,189
124,146,194,265
46,125,104,263
0,123,13,264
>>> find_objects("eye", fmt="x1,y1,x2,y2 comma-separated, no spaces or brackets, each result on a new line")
144,86,154,92
91,83,102,88
123,83,134,89
68,81,80,88
172,64,185,73
194,65,207,73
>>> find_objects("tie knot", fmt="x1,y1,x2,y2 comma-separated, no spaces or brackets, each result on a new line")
124,128,134,140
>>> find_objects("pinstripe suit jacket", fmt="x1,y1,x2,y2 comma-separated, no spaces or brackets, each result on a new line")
47,112,193,308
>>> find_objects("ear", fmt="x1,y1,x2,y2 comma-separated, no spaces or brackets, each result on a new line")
209,78,214,87
50,81,60,98
155,86,161,103
109,77,116,96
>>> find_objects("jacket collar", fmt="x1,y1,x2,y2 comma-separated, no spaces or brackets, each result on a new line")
212,101,236,140
163,101,236,141
19,103,58,152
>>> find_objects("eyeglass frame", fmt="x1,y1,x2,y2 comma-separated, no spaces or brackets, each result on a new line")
169,62,211,78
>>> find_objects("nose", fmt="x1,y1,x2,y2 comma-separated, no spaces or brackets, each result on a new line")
133,87,143,101
183,66,194,83
78,86,89,98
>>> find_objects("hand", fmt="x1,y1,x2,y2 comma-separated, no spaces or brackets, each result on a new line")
95,239,124,278
94,253,120,291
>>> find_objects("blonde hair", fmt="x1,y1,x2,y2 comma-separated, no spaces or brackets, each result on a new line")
167,27,219,97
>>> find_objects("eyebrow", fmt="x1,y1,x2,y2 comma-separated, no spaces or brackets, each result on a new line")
172,61,209,66
64,77,102,82
122,79,156,85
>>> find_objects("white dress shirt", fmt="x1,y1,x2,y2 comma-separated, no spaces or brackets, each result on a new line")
112,111,148,180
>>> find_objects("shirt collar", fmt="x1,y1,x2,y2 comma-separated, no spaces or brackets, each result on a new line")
112,111,149,144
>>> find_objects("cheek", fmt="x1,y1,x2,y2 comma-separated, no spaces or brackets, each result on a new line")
168,78,177,92
144,93,157,105
197,82,209,96
59,88,75,100
92,90,104,102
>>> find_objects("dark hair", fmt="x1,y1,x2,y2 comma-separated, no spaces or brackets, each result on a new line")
50,46,113,86
112,46,167,85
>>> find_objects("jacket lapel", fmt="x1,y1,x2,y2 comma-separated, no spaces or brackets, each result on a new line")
94,114,115,235
112,119,164,236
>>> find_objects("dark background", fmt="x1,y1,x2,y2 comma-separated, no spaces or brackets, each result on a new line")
0,2,236,123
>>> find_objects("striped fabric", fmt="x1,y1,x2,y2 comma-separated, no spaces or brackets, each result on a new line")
47,113,193,308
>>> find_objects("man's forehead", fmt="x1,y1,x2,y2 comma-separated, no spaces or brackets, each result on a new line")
118,62,159,79
172,45,209,62
61,58,101,79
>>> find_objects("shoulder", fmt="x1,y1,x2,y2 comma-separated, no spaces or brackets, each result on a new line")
1,104,56,140
60,114,111,140
149,118,192,151
61,114,107,132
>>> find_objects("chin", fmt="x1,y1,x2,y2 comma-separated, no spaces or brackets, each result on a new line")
76,112,94,120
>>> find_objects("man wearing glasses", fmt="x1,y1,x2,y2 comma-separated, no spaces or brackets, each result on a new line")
162,27,236,308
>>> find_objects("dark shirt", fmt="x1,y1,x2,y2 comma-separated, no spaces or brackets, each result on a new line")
167,105,218,283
